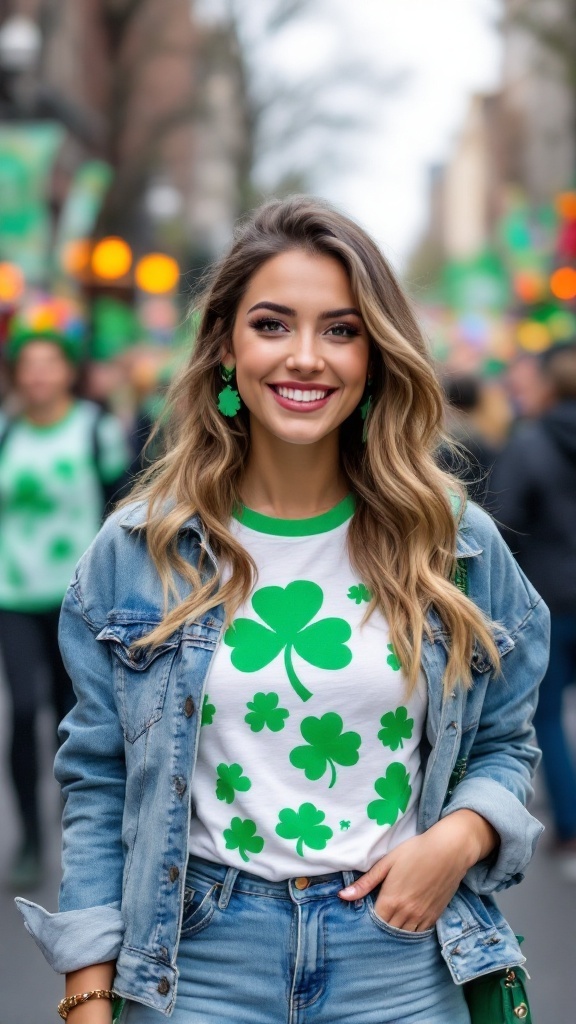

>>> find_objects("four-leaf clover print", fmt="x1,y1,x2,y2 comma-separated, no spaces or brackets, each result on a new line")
275,802,333,857
224,581,352,702
289,712,361,788
215,763,252,804
223,817,264,862
378,706,414,751
367,763,412,826
245,692,289,733
386,643,402,671
201,694,216,725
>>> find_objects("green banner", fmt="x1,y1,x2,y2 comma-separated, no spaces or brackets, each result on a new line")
0,121,64,283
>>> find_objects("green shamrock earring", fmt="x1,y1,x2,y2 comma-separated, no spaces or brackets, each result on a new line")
217,364,242,417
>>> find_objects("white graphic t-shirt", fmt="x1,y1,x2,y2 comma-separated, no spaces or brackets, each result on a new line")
188,495,428,880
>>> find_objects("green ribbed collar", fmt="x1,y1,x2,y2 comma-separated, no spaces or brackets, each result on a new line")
233,494,355,536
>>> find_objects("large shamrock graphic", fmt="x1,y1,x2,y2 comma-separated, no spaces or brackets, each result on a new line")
215,763,252,804
224,581,352,702
275,802,333,857
367,763,412,826
245,692,289,733
289,712,361,788
222,817,264,862
377,706,414,751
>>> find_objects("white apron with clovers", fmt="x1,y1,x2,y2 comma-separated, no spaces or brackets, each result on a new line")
188,495,427,880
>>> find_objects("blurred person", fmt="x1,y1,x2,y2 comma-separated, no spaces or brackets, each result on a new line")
439,374,500,509
0,302,130,890
491,341,576,877
16,199,548,1024
506,351,555,420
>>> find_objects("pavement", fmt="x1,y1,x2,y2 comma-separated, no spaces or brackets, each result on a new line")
0,678,575,1024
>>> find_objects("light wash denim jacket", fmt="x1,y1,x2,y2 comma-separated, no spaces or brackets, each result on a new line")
16,498,549,1016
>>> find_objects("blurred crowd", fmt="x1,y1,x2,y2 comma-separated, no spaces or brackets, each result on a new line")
0,287,575,894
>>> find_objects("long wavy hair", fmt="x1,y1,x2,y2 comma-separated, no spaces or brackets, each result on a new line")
129,195,500,696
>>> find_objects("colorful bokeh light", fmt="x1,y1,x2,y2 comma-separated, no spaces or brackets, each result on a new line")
91,237,133,280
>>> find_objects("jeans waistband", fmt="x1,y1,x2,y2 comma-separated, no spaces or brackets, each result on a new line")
186,853,363,908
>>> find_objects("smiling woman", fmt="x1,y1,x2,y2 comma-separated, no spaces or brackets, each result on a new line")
17,197,547,1024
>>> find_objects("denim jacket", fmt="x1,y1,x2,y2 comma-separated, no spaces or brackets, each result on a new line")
16,499,550,1016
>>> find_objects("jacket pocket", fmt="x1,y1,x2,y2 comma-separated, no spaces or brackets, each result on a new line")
96,616,181,742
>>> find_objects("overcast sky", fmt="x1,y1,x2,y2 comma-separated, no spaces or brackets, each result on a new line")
198,0,503,269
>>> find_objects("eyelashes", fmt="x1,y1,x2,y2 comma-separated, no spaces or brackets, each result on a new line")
248,316,361,339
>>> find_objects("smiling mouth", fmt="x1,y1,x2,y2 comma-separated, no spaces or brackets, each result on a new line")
269,384,336,404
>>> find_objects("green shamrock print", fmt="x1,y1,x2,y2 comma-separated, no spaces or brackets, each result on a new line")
289,712,361,788
347,583,372,605
9,472,55,517
223,817,264,862
215,763,252,804
245,691,289,733
340,820,351,830
201,694,216,725
386,643,402,671
275,802,333,857
217,386,241,416
224,581,352,702
377,706,414,751
367,763,412,826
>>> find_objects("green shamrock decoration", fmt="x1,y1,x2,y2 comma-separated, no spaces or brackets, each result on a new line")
223,817,264,862
367,763,412,826
347,583,371,605
217,385,242,416
201,694,216,725
275,802,333,857
215,763,252,804
386,643,402,671
224,581,352,702
377,706,414,751
289,712,361,788
245,691,289,732
340,820,351,830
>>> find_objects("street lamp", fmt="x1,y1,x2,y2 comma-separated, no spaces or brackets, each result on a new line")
0,15,41,74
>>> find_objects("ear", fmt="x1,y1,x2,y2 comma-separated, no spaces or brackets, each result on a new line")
219,345,236,371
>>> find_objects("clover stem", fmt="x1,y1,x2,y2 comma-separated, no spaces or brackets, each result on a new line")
239,848,249,862
296,837,304,857
328,759,337,789
284,644,312,702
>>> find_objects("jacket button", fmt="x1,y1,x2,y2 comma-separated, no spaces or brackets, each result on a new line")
169,865,180,883
157,977,170,995
184,696,195,717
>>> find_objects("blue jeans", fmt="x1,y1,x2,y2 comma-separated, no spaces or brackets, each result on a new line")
533,612,576,840
120,855,470,1023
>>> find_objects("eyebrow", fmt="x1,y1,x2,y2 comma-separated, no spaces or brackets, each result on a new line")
247,301,362,319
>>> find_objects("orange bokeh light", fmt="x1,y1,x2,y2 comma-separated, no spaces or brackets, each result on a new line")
62,239,91,276
0,262,24,303
555,192,576,220
135,253,180,294
513,270,545,304
550,266,576,301
91,237,133,280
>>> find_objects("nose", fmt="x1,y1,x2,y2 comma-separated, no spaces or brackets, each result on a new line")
285,329,325,375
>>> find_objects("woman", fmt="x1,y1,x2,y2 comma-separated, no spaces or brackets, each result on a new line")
0,298,129,890
17,198,548,1023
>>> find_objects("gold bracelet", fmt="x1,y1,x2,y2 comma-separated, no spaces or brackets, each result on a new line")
57,989,114,1020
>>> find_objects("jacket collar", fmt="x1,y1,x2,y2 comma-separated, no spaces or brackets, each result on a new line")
119,499,483,558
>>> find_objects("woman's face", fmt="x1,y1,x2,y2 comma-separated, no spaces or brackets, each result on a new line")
14,339,75,410
229,249,370,447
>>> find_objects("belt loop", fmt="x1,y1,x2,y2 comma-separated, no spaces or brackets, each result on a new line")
342,870,363,911
218,867,239,910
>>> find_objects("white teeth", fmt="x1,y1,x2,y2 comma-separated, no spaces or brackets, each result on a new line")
275,386,329,402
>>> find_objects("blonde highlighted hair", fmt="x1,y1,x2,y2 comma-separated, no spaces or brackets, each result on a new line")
129,195,500,696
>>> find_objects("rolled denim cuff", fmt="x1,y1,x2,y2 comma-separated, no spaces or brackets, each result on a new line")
15,897,124,973
440,775,544,894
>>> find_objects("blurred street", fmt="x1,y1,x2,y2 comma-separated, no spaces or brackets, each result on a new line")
1,666,575,1023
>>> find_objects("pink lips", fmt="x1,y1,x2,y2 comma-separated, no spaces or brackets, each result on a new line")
267,382,336,413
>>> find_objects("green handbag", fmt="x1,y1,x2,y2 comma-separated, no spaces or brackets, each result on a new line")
463,962,532,1022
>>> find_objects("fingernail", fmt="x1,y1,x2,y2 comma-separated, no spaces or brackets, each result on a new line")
339,885,357,897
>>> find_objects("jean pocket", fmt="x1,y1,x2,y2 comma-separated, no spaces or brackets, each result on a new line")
180,883,218,937
366,894,436,940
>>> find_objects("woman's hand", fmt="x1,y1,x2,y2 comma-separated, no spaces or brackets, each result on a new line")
339,809,500,932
